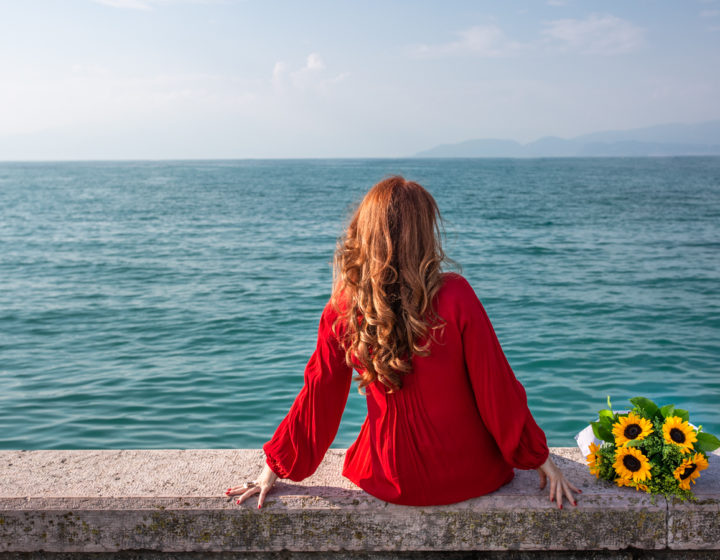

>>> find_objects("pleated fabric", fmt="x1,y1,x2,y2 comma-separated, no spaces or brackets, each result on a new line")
262,272,549,506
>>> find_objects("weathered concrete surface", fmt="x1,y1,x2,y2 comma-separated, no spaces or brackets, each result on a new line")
3,552,720,560
0,448,716,554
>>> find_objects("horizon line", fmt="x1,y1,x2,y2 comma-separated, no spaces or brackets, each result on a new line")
2,154,720,164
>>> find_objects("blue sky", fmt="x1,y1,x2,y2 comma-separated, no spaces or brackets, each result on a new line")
1,0,719,159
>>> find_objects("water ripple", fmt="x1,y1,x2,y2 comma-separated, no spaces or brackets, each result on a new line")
0,158,719,449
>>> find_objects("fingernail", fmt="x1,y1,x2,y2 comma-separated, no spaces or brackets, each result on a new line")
578,489,582,493
573,501,577,506
559,504,563,509
236,500,240,505
258,504,261,509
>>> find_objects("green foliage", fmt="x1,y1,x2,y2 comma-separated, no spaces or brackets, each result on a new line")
674,409,690,422
649,471,695,502
660,404,675,418
595,443,617,480
629,396,659,419
584,396,717,500
696,432,720,453
591,421,614,443
598,409,614,423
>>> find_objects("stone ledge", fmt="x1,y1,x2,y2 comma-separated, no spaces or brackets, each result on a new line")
0,448,718,554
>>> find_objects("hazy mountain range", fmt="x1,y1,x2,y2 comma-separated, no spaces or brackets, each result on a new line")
414,121,720,158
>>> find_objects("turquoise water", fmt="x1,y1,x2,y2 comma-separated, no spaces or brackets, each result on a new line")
1,158,718,449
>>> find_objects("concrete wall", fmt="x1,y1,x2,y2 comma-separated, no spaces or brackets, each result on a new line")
0,448,718,556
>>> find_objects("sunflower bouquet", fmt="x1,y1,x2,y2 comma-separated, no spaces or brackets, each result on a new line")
584,396,719,500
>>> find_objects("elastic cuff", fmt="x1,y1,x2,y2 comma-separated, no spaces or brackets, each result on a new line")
265,451,290,479
531,445,550,470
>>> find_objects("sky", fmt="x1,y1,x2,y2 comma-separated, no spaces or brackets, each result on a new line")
1,0,719,159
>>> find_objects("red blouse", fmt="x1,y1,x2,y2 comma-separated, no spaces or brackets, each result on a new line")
262,272,549,506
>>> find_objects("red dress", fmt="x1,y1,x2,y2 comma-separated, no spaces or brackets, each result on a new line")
262,272,549,506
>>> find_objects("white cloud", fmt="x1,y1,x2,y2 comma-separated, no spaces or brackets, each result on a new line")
305,53,325,71
272,61,287,86
270,54,349,97
411,14,642,59
541,13,644,54
413,25,524,58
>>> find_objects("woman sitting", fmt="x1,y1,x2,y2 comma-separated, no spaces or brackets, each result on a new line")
226,175,580,509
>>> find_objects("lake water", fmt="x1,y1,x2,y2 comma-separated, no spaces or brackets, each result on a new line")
1,157,718,449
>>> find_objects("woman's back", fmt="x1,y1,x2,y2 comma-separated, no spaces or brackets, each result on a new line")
263,271,549,506
343,271,548,505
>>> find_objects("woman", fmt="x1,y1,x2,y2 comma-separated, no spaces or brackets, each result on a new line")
225,175,580,509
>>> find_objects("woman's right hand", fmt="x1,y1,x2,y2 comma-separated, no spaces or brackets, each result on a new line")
225,463,279,509
536,456,581,509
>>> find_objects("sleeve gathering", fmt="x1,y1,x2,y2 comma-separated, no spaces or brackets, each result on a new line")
261,300,353,481
458,277,549,470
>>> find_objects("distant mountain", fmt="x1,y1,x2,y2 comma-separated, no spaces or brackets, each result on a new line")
415,121,720,158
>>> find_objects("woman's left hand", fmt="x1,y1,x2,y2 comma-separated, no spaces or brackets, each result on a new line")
225,463,279,509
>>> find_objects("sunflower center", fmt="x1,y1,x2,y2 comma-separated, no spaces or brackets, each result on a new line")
680,464,697,480
670,428,686,444
624,424,642,439
622,455,642,472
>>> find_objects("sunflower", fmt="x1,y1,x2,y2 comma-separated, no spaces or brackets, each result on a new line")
615,477,630,488
586,442,602,478
613,446,652,483
612,412,654,447
662,416,697,454
673,453,709,490
614,477,649,492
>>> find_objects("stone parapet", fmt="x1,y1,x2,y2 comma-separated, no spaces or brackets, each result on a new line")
0,448,718,555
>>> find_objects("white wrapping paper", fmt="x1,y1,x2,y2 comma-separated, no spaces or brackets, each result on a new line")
574,423,600,458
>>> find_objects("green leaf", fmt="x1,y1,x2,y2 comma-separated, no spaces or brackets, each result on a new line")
625,439,644,448
607,395,613,410
674,409,690,422
598,413,614,430
660,404,676,418
592,421,614,443
630,397,659,418
696,432,720,453
599,409,614,421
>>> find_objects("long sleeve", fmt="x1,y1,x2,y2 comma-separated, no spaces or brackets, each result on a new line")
457,277,549,470
262,299,353,481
